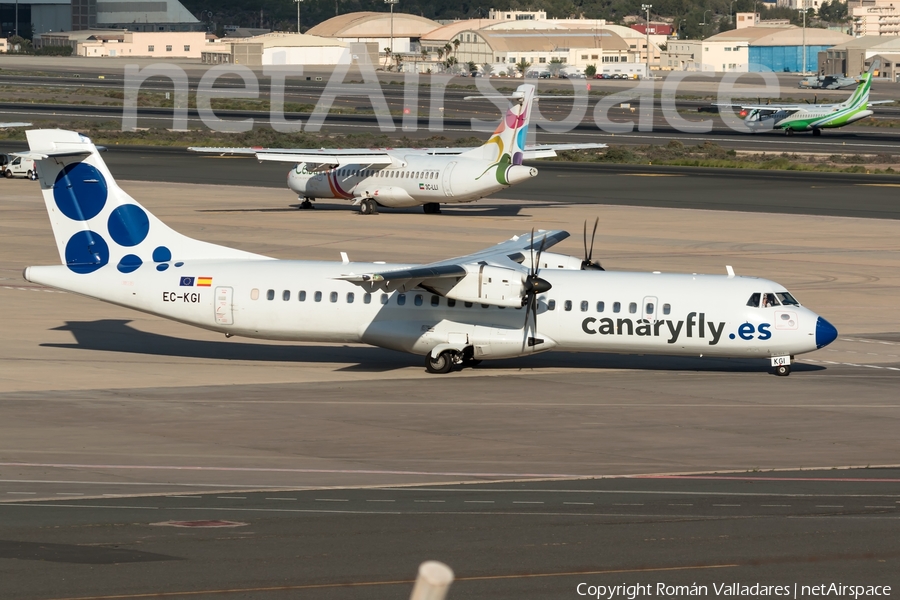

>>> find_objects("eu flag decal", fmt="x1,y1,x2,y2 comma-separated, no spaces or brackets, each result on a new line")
180,276,195,287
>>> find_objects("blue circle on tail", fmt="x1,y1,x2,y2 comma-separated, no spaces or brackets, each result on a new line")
117,254,142,273
108,204,150,247
54,163,108,222
152,246,172,262
65,230,109,274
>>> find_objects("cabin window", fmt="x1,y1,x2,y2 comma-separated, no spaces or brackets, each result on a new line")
596,301,605,312
464,301,473,308
777,292,799,306
448,298,456,307
415,294,423,306
747,293,760,308
645,302,654,314
364,293,371,304
330,292,338,303
347,292,355,303
314,291,322,302
613,301,621,313
299,291,306,301
564,300,573,311
381,293,389,304
548,299,556,310
629,302,637,314
397,293,406,306
251,288,259,300
431,295,440,306
580,301,588,312
266,289,275,301
282,290,290,301
663,303,671,315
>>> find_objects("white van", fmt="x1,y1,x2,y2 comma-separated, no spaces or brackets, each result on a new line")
5,155,38,180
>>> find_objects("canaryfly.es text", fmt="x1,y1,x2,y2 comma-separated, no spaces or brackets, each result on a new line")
575,582,891,599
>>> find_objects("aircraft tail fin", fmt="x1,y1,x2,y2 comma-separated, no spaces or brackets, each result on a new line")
459,83,536,165
843,60,878,109
25,129,266,275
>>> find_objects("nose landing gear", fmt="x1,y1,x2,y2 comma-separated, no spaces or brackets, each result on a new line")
299,197,315,210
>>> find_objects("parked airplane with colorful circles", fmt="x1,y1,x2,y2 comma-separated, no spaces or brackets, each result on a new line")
22,128,836,375
189,84,606,215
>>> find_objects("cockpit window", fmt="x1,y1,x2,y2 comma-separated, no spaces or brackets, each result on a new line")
762,293,779,308
747,293,760,308
777,292,799,306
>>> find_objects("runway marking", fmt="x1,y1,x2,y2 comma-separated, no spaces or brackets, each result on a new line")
315,498,349,502
762,505,790,507
464,500,495,504
7,491,35,495
564,502,594,505
713,504,741,507
414,500,445,503
366,499,395,502
857,184,900,187
816,505,844,508
264,497,296,501
41,563,740,599
216,496,246,499
514,501,545,504
618,174,684,177
865,506,896,509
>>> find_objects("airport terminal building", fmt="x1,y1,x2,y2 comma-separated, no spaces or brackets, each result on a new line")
1,0,200,37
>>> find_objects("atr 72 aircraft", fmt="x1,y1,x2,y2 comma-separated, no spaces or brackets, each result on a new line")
22,129,837,375
189,84,605,215
722,62,891,135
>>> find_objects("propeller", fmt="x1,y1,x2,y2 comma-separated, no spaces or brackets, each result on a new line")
522,229,552,348
581,217,604,271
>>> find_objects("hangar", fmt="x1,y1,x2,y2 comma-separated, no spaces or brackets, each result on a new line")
704,25,851,73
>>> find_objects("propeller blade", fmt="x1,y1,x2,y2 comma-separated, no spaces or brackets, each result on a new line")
589,216,598,261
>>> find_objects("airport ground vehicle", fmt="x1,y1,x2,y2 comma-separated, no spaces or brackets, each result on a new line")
5,155,37,180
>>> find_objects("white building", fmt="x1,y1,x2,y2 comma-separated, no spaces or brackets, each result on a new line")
202,33,354,66
852,4,900,36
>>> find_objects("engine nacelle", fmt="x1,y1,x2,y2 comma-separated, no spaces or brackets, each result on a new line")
533,251,584,270
428,264,525,308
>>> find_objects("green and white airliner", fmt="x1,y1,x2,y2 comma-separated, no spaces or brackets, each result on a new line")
723,63,892,136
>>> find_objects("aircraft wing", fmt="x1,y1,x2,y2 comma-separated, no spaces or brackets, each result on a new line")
188,143,606,163
869,100,894,105
336,230,570,292
187,147,394,166
715,103,803,111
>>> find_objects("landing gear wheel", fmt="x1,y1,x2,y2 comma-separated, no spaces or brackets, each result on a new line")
423,202,441,214
785,129,793,136
358,198,378,215
463,358,482,367
774,364,791,377
299,198,315,209
812,129,822,136
425,351,454,374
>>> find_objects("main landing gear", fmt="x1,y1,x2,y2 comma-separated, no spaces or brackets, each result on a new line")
424,347,481,374
298,197,315,209
812,129,822,136
358,198,379,215
423,202,441,215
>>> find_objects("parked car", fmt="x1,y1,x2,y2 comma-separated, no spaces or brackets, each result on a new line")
593,73,608,79
5,155,38,180
538,71,551,79
0,153,9,176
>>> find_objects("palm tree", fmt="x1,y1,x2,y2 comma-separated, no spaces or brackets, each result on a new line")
482,62,494,77
515,59,532,78
452,38,461,54
548,57,566,77
437,48,444,60
443,42,452,58
421,47,428,61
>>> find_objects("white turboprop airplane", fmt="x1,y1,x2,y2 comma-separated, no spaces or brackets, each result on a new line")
22,129,838,376
188,84,605,215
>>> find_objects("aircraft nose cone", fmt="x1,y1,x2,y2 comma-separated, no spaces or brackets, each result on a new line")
815,316,838,349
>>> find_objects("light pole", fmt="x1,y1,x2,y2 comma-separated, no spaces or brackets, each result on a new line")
641,3,652,77
294,0,303,33
729,0,736,25
700,9,711,25
385,0,399,67
15,0,18,37
801,7,807,75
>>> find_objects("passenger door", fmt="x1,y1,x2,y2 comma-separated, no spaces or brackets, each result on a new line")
442,162,456,197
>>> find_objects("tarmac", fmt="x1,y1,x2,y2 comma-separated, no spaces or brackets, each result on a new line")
1,176,899,597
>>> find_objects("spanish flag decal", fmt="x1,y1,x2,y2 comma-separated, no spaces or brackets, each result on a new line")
197,277,213,287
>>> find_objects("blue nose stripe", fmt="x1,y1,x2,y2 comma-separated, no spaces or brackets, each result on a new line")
816,317,838,349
